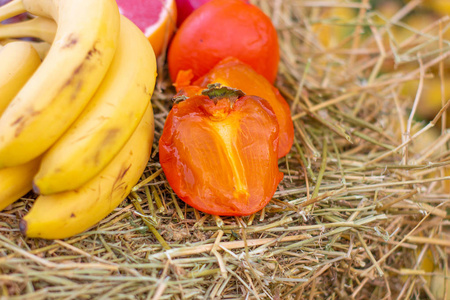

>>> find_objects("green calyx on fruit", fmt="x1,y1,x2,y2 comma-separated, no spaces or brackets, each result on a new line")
201,83,245,105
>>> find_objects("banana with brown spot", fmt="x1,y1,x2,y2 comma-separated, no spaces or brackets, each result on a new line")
0,41,43,211
0,0,120,168
33,15,157,195
21,104,154,239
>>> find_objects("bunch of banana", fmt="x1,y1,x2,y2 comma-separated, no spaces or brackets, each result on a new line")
0,41,42,211
0,0,157,239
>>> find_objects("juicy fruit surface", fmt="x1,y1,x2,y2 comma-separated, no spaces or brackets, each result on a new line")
159,94,283,216
191,57,294,158
168,0,279,83
116,0,164,30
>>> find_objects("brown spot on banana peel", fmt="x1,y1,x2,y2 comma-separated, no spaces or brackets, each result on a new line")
118,164,131,181
60,63,84,102
110,164,132,195
91,128,121,164
14,120,25,138
143,84,152,97
61,33,78,48
12,108,40,137
70,213,76,218
60,43,102,101
32,181,40,194
11,107,39,126
19,219,27,236
11,116,24,126
103,128,120,145
8,44,102,138
86,43,100,60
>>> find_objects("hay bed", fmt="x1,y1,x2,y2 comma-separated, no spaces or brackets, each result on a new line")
1,0,450,299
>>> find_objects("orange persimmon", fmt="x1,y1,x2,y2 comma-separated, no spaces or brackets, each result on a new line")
168,0,280,83
159,85,283,216
174,57,294,158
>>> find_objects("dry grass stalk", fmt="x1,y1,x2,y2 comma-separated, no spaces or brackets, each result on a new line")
1,0,450,299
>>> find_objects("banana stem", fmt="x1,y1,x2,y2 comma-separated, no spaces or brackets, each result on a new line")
0,17,56,43
0,0,26,23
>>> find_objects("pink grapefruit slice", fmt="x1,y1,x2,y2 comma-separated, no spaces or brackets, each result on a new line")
116,0,177,57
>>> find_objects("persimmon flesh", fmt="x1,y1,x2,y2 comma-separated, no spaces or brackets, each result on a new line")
159,86,283,216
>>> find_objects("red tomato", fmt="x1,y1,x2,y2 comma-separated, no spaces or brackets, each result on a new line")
159,85,283,216
168,0,279,83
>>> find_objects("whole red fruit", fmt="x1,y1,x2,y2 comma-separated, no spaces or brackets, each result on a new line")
168,0,279,83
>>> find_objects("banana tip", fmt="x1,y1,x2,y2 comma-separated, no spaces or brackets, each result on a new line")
19,219,27,235
32,181,40,194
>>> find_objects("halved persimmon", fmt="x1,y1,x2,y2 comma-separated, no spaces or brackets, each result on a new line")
174,57,294,158
159,85,283,216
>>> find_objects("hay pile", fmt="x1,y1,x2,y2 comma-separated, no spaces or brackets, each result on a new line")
1,0,449,299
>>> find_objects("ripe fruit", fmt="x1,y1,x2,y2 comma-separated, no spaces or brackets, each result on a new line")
159,85,283,216
33,15,157,195
168,0,279,83
0,41,41,114
0,40,42,212
175,57,294,158
21,105,154,239
0,158,40,211
0,0,121,168
116,0,177,57
0,1,158,241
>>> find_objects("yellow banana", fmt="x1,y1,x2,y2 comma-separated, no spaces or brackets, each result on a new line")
21,105,154,239
0,41,41,115
0,16,56,43
0,0,120,168
0,158,40,211
0,39,52,60
0,41,42,212
33,16,157,195
28,41,51,59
